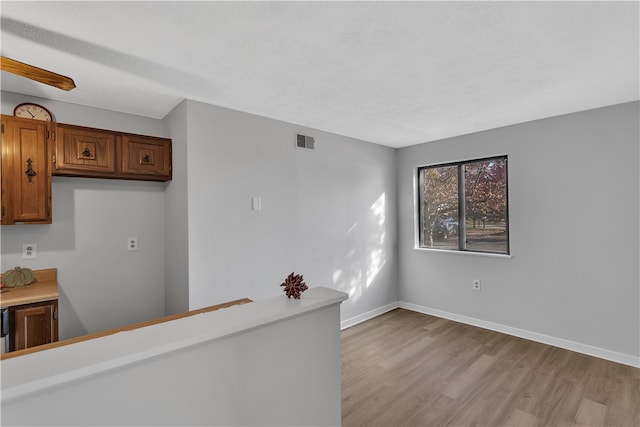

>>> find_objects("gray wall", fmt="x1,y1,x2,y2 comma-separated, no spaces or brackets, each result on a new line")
184,100,398,321
1,92,399,336
162,100,189,315
1,91,167,338
397,102,640,359
5,89,636,362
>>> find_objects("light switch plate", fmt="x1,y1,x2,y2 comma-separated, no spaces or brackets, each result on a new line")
251,196,262,211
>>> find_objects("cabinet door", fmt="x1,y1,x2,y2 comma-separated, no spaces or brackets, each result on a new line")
10,300,58,351
54,124,118,176
121,134,172,181
1,115,52,224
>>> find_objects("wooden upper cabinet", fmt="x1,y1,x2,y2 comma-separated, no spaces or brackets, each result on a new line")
52,123,171,182
54,124,118,177
122,134,172,180
1,115,52,224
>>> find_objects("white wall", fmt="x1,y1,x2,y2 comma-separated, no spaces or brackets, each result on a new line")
1,91,167,338
1,287,346,427
163,100,189,315
184,101,398,322
397,102,640,363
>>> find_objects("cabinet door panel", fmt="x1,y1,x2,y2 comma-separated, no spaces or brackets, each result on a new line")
1,117,11,223
11,301,58,351
121,134,171,180
55,124,117,175
1,116,51,224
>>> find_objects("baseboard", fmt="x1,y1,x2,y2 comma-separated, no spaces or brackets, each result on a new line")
341,301,400,330
398,301,640,368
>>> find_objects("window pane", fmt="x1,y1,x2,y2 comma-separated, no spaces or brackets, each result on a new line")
420,165,459,249
463,158,508,253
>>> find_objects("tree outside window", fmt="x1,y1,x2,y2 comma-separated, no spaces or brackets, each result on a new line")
418,156,509,255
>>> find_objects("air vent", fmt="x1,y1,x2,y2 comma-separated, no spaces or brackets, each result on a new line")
296,133,315,150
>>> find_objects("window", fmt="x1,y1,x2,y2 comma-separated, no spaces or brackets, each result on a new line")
417,156,509,255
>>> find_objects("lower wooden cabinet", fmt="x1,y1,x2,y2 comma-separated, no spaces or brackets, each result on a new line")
9,300,58,352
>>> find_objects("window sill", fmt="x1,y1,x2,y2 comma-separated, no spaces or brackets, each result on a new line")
413,246,512,259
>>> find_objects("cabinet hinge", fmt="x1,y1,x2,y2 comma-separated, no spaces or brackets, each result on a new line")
1,206,4,217
52,131,56,141
1,123,4,134
47,206,51,217
52,308,58,320
52,155,56,164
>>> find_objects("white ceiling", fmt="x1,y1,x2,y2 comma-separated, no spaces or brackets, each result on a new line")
1,1,638,148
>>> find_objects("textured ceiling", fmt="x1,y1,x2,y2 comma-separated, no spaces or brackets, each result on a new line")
1,1,638,148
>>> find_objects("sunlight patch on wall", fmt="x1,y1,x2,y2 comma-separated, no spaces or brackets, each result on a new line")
333,192,387,301
366,193,386,287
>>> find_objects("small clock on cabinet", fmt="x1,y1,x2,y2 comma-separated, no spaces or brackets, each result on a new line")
13,103,53,121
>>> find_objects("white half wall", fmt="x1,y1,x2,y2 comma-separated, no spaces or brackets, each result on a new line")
1,287,347,427
396,102,640,363
183,100,398,322
1,91,167,338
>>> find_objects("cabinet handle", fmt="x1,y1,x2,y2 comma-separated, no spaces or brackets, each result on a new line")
82,148,92,157
25,158,37,183
142,154,151,164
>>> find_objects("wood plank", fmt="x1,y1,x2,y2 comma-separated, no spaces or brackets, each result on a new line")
1,56,76,91
575,398,607,426
442,353,497,399
603,372,640,426
377,334,435,369
503,408,538,427
341,308,640,427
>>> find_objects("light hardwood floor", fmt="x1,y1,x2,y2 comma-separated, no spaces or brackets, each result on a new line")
341,309,639,427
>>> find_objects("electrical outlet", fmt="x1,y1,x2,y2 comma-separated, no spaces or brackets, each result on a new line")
472,279,481,291
22,243,37,259
127,237,138,251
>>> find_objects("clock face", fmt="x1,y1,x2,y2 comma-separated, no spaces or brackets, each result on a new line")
13,103,52,121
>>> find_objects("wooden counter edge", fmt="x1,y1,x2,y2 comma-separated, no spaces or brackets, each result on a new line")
0,268,58,308
1,298,252,360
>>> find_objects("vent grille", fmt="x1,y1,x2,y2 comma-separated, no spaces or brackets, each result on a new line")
296,133,315,150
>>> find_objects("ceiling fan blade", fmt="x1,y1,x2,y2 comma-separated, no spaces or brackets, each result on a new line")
1,56,76,91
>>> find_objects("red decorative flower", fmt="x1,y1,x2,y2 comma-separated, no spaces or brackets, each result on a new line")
280,272,308,299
